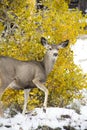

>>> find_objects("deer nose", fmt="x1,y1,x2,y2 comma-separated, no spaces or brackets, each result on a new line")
53,53,58,56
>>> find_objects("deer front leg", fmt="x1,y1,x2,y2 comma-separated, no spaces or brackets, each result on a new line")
22,89,31,115
33,78,48,112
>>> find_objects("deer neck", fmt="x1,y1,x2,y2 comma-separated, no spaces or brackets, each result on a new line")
42,53,56,76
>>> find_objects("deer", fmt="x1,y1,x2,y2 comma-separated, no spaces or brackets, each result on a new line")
0,37,69,116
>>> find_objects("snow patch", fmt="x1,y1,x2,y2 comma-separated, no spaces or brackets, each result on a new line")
71,38,87,73
0,107,87,130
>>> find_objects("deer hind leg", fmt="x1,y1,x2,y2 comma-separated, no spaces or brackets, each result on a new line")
22,89,31,115
0,88,5,117
33,78,48,112
0,102,4,117
0,80,19,117
3,81,30,115
0,83,13,117
0,80,18,99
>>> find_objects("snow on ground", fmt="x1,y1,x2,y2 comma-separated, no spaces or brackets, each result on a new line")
0,37,87,130
71,37,87,73
0,106,87,130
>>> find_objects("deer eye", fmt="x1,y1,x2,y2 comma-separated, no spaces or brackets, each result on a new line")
49,47,52,50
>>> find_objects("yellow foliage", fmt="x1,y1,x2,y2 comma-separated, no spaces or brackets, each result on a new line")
46,47,87,106
0,0,87,111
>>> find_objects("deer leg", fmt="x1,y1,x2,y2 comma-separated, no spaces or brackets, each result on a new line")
0,80,18,117
7,81,31,115
33,78,48,112
22,89,31,115
0,88,5,117
0,102,4,117
0,80,19,99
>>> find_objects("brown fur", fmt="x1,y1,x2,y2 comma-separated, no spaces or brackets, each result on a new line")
0,37,69,116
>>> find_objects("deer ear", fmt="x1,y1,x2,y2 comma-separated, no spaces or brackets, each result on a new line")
41,37,48,46
58,40,69,49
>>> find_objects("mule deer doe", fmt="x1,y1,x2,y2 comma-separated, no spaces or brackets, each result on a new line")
0,37,69,116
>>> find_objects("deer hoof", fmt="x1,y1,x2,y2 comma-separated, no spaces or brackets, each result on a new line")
43,107,46,113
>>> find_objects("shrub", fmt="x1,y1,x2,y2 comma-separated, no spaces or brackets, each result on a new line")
0,0,87,111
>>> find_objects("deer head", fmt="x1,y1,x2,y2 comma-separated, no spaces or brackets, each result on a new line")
41,37,69,62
